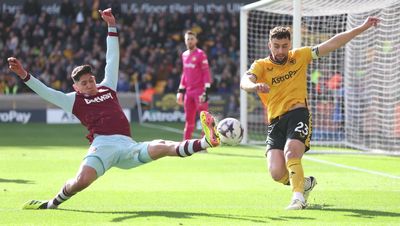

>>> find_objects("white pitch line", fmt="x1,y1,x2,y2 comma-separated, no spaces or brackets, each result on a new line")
143,124,400,180
248,144,400,180
303,156,400,180
141,123,183,134
141,123,201,137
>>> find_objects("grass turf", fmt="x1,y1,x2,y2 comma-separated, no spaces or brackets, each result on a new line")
0,123,399,226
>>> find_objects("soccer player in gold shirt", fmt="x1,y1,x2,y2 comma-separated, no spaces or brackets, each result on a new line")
241,17,379,210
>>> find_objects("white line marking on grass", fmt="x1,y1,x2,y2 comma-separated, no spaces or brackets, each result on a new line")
141,123,201,136
142,123,182,134
303,156,400,180
146,124,400,180
247,144,400,180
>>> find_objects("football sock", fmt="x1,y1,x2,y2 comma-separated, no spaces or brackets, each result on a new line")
176,139,203,157
286,158,305,193
47,185,76,208
278,170,290,185
200,137,210,149
292,192,305,202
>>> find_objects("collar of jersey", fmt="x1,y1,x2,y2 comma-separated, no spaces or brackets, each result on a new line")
269,54,287,65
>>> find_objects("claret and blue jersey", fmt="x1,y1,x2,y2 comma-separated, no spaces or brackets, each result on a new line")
22,27,130,143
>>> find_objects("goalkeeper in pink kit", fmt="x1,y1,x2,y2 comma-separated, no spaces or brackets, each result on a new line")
177,31,212,140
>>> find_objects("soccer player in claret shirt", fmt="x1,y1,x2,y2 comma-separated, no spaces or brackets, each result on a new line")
241,17,379,210
176,31,212,140
8,8,220,210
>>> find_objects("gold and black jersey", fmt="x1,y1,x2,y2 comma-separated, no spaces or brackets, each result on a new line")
247,47,314,122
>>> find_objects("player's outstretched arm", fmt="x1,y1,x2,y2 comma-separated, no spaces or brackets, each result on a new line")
317,16,380,57
98,8,116,27
7,57,75,112
8,57,28,79
98,8,119,91
240,73,270,93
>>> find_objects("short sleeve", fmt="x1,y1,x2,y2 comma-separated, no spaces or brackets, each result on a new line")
247,60,264,80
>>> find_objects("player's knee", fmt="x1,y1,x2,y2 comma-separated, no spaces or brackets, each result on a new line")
148,141,175,159
151,139,166,144
284,140,305,159
284,149,303,159
284,150,295,159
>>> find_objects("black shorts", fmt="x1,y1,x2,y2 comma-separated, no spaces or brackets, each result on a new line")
266,108,312,152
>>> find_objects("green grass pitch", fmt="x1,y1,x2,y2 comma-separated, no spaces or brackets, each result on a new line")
0,123,399,226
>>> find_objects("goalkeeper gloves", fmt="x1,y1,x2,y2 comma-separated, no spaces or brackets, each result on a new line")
177,88,186,95
176,88,185,105
199,87,210,103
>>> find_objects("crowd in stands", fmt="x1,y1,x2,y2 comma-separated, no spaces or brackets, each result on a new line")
0,0,241,112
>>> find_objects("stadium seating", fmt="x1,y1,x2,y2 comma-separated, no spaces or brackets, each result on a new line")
0,1,240,97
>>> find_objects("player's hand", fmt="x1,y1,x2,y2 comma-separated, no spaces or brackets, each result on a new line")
255,83,270,93
99,8,116,27
199,92,208,103
361,16,380,29
7,57,28,79
176,93,184,105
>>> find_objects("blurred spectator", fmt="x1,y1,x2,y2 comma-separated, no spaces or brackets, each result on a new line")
117,72,130,92
0,74,7,94
140,82,156,108
1,1,242,100
60,0,76,25
327,72,343,90
4,76,19,95
23,0,41,18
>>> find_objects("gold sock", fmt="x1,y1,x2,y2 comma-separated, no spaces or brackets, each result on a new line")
286,158,304,193
277,170,290,185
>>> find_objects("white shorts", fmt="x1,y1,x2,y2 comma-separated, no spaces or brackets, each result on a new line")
82,134,153,177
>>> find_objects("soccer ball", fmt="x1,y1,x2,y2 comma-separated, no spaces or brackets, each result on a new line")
217,118,244,146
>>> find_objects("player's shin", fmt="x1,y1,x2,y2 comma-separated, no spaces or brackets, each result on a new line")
175,139,204,157
286,158,305,201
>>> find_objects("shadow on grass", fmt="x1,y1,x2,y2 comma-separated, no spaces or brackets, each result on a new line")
0,178,34,184
308,204,400,218
58,209,314,223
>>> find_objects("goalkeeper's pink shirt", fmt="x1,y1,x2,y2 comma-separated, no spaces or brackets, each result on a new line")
180,48,211,96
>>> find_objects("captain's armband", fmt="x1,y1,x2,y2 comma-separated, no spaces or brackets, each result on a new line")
246,72,257,82
311,46,320,59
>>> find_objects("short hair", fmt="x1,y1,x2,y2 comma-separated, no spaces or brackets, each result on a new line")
269,26,291,41
184,30,197,38
71,65,93,82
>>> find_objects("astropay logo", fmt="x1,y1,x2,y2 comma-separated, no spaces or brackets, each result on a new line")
0,110,31,124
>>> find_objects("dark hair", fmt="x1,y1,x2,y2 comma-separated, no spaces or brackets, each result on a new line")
269,26,291,41
184,30,197,38
71,65,93,82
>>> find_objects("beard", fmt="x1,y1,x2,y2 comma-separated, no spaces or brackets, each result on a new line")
187,45,195,50
271,54,288,64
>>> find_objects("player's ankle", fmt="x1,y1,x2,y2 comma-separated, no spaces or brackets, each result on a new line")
292,192,305,203
47,200,58,209
200,137,210,149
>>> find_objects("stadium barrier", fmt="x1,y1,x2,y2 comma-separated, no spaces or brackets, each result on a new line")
0,93,137,124
0,93,236,124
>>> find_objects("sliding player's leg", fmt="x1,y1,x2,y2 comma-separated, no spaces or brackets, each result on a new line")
147,111,220,159
22,164,97,210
